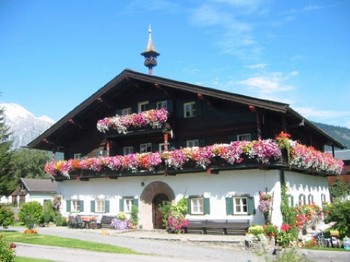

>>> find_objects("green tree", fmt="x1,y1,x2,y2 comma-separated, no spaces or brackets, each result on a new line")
0,106,13,196
0,206,14,228
329,177,350,200
18,201,44,229
324,200,350,238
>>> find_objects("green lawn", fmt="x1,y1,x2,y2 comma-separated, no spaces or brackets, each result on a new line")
15,257,55,262
1,231,141,257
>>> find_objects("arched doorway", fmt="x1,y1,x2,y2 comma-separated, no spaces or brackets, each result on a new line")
140,181,175,230
152,193,169,229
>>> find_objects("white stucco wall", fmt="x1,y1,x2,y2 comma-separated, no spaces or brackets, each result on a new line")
56,169,330,230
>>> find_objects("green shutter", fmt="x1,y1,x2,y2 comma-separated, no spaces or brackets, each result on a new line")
105,200,110,213
79,200,84,212
225,197,233,215
119,198,124,212
187,198,191,214
247,196,255,215
90,200,95,213
66,200,71,212
204,198,210,215
132,199,139,208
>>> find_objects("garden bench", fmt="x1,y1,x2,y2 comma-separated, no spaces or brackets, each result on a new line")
97,215,115,229
185,219,250,235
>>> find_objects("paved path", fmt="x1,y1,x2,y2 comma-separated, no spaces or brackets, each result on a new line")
10,226,350,262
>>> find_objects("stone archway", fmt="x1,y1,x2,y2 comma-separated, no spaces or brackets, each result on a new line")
140,181,175,230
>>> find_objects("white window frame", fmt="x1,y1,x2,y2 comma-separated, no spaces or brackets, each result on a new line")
96,199,105,213
237,134,251,141
321,194,326,204
233,197,248,214
71,200,80,213
123,146,133,155
140,143,152,153
159,143,166,153
138,101,149,113
74,153,81,159
184,102,196,118
122,107,132,116
308,194,314,204
156,100,168,109
190,197,204,215
124,198,133,213
186,139,199,148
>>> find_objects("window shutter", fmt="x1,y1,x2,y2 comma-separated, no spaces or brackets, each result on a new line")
166,100,173,113
132,199,139,208
90,200,95,213
66,200,71,212
195,101,202,116
198,139,205,147
225,197,233,215
187,198,191,214
79,200,84,212
204,198,210,215
119,198,124,212
105,200,110,213
247,196,255,215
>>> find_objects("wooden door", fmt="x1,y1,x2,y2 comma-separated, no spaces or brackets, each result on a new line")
152,193,169,229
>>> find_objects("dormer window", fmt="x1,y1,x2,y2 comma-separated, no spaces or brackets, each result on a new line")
74,153,81,159
123,146,133,155
184,102,196,118
122,107,132,116
138,101,149,113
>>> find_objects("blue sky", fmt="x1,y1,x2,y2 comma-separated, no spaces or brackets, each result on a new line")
1,0,349,128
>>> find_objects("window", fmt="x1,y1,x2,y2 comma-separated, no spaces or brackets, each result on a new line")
138,101,149,113
186,139,199,147
237,134,251,141
156,101,167,109
96,199,105,213
159,143,166,153
308,194,314,204
140,143,152,153
74,153,81,159
123,146,133,155
288,195,294,207
234,197,248,214
184,102,196,118
190,197,204,215
72,200,81,212
321,194,326,203
119,197,138,213
225,195,255,215
124,198,133,213
122,107,132,116
299,194,306,205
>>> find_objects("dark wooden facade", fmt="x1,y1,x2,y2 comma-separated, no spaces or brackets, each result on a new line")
28,69,343,161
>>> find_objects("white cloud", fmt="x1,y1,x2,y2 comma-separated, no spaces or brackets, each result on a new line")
190,1,263,61
239,71,298,93
245,63,267,69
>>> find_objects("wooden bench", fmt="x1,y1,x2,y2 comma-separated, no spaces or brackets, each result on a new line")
185,219,251,235
97,215,115,229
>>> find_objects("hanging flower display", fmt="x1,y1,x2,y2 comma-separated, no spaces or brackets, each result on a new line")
258,191,273,224
96,108,168,134
44,134,343,178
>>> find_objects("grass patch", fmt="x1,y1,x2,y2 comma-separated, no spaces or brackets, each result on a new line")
15,257,55,262
1,231,141,255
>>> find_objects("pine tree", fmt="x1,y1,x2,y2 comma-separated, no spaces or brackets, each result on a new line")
0,106,13,196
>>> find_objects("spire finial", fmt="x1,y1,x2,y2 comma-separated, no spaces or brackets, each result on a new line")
141,25,160,75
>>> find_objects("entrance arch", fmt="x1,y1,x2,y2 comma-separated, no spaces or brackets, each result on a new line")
140,181,175,229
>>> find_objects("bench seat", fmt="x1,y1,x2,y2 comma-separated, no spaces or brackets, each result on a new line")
185,219,250,235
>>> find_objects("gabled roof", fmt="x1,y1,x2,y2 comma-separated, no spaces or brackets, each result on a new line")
20,178,57,194
27,69,344,150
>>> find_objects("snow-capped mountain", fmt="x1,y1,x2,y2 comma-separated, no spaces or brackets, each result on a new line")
0,103,54,149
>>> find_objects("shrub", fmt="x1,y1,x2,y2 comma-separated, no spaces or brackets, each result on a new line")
248,225,264,236
0,206,14,228
0,234,16,262
158,197,188,232
263,224,278,238
18,201,44,229
167,211,189,233
323,200,350,238
130,206,138,227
